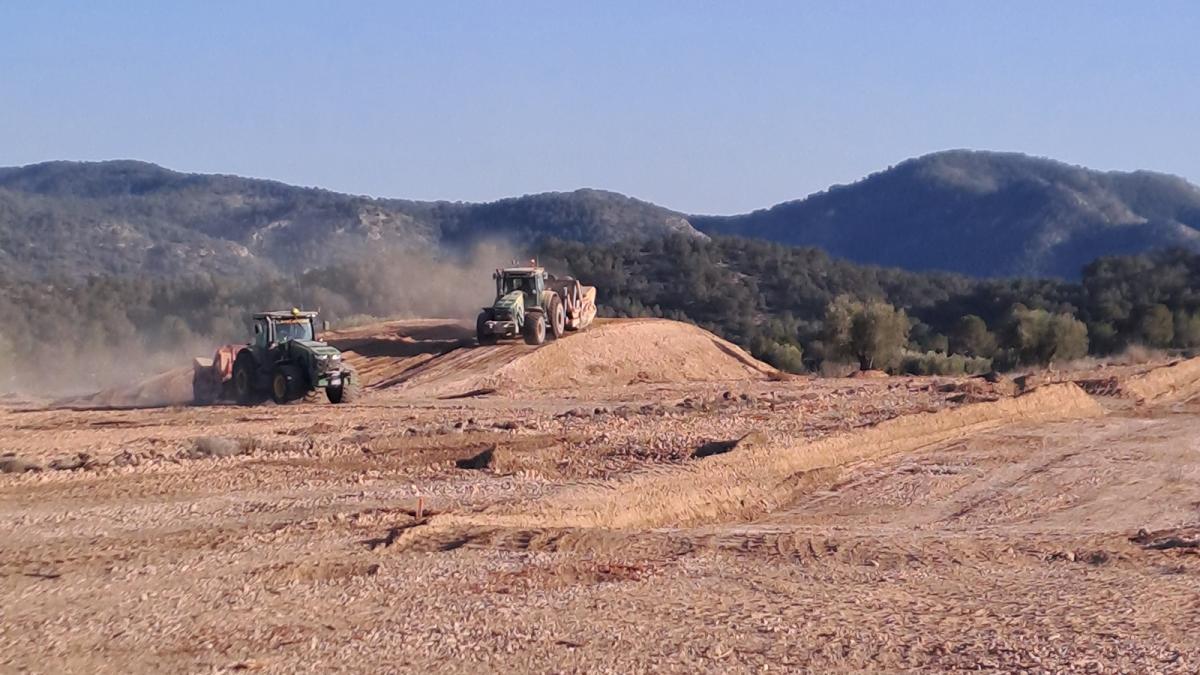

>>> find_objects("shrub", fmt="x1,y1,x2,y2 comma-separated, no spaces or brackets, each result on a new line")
1138,304,1174,348
950,315,997,358
753,339,806,373
849,301,910,371
1005,306,1088,365
900,351,993,376
1173,311,1200,349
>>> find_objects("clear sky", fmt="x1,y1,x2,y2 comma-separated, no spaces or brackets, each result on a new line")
2,1,1197,214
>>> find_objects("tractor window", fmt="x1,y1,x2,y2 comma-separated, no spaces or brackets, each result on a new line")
274,319,314,343
253,319,269,349
502,276,536,295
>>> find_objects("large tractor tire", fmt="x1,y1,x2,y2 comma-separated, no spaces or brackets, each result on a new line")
476,310,498,345
326,366,361,404
523,312,546,345
232,353,263,406
271,365,305,404
547,295,566,339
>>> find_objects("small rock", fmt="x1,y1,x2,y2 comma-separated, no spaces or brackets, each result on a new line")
49,453,96,471
692,432,765,459
0,454,41,474
455,447,495,470
109,450,140,467
189,436,244,458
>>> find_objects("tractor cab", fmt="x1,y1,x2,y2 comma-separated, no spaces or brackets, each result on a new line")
252,309,320,350
495,266,546,306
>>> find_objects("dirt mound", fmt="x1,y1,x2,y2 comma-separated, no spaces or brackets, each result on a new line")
54,367,194,410
1122,356,1200,403
504,319,776,388
391,319,776,396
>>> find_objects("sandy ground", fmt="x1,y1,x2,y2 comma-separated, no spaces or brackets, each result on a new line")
2,319,1199,673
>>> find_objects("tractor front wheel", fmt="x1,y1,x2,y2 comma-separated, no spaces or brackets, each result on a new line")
326,366,361,404
476,311,497,345
523,312,546,345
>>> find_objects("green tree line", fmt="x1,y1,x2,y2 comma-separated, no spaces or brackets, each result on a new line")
3,235,1198,394
539,236,1200,373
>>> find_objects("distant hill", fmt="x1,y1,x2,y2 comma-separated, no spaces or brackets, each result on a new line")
0,160,700,278
3,151,1199,280
692,150,1200,278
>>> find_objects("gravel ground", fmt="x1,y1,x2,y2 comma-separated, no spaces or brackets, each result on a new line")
2,375,1197,672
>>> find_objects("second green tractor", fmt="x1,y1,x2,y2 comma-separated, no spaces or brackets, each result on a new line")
476,263,597,345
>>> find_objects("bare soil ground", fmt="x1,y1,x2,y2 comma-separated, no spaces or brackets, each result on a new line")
2,319,1198,673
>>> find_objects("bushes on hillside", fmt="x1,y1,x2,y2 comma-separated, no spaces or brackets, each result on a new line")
1003,306,1089,366
900,351,993,376
950,315,998,358
821,297,910,371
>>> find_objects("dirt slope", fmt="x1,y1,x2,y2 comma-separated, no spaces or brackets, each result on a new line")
387,319,776,397
1123,355,1200,403
325,318,475,389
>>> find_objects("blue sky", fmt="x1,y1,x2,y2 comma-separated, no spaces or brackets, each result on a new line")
2,1,1197,214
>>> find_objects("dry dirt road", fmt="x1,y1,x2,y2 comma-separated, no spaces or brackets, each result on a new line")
1,320,1198,673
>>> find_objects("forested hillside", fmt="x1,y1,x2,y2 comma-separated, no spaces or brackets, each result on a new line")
0,160,700,278
541,237,1200,372
4,235,1198,395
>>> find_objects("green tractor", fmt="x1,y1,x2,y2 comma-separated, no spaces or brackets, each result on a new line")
476,263,596,345
193,309,360,405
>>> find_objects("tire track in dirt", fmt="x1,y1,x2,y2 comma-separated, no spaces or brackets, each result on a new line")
390,384,1102,552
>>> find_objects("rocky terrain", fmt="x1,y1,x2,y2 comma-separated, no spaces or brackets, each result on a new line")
2,319,1199,672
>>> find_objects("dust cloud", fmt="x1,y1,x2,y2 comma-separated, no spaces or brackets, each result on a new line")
324,240,524,324
0,241,527,402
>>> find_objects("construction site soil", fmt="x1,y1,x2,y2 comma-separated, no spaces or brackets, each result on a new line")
3,318,1199,672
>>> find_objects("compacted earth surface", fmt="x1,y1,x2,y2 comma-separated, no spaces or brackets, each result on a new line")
1,319,1198,673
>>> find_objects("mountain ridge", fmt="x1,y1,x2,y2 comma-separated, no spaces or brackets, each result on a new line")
0,160,701,277
2,150,1198,279
691,150,1200,277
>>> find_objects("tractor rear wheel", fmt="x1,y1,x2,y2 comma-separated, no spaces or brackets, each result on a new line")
523,312,546,345
548,295,565,339
233,353,261,406
476,311,497,345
